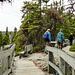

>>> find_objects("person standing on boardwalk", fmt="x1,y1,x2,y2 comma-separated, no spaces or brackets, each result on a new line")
69,33,73,46
56,29,65,49
43,29,51,53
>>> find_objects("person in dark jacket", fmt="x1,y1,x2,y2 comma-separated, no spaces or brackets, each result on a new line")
69,33,73,45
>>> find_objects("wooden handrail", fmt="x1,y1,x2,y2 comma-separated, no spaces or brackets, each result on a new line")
0,44,15,60
48,61,63,75
4,44,12,49
0,44,15,75
46,41,75,75
47,46,75,70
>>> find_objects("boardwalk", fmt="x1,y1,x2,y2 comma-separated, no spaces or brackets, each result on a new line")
11,57,46,75
10,46,75,75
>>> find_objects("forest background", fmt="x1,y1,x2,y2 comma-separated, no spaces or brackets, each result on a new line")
0,0,75,55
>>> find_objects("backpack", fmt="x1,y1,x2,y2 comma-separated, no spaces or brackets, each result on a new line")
44,32,48,39
43,32,49,42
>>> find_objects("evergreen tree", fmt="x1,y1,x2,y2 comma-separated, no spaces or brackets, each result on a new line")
2,27,10,45
12,27,17,42
14,0,75,54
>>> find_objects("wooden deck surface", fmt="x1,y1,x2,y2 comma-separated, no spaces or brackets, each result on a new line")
11,57,46,75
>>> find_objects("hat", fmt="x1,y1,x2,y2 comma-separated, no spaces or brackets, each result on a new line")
60,29,62,31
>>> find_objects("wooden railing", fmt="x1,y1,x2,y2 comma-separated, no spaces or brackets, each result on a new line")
46,41,75,75
0,44,12,51
3,44,12,49
18,44,33,58
0,44,15,75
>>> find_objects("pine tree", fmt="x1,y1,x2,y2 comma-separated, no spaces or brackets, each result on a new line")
12,27,17,42
2,27,10,45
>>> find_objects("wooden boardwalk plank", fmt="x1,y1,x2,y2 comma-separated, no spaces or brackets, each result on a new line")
11,58,45,75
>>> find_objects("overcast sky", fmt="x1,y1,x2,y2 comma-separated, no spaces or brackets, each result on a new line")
0,0,71,31
0,0,32,31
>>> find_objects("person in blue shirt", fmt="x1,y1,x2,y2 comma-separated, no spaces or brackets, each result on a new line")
43,29,51,54
56,29,65,49
43,29,51,44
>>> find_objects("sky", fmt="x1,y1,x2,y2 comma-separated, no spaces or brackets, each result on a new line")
0,0,31,31
0,0,73,31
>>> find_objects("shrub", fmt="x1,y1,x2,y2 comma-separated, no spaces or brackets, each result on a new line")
69,43,75,51
14,31,27,56
33,46,41,52
15,49,24,56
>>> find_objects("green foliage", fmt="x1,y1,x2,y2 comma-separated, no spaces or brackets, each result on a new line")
61,15,75,38
14,0,75,54
69,18,75,36
0,31,3,47
56,14,72,39
69,43,75,51
12,27,17,42
33,46,41,52
15,49,24,56
14,31,26,53
2,28,10,45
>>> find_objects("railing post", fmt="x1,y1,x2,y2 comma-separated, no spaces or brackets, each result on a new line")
1,46,3,51
48,51,55,74
0,60,2,75
12,51,15,66
2,59,5,74
0,47,2,75
25,46,28,56
8,56,11,69
64,62,72,75
72,68,75,75
59,57,66,74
